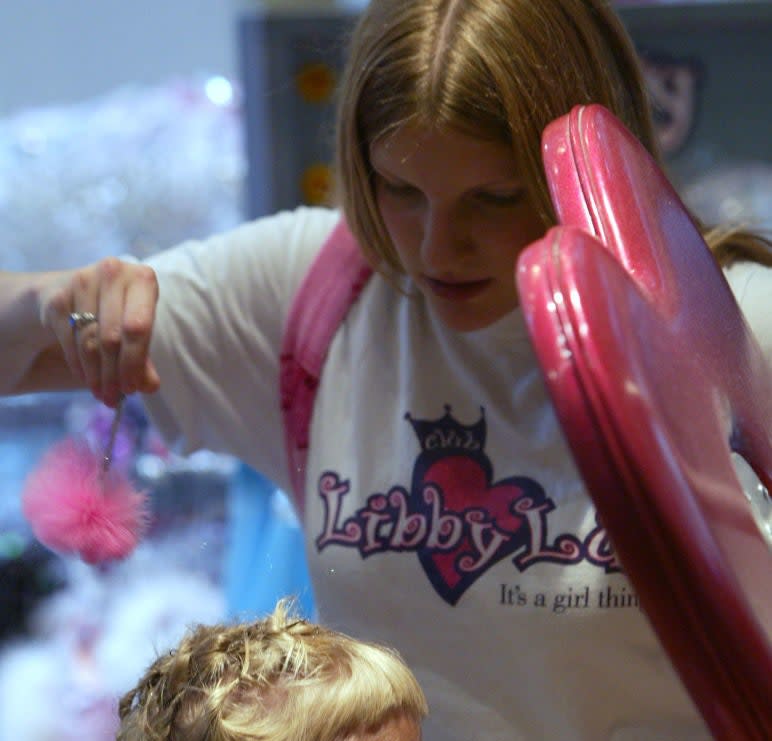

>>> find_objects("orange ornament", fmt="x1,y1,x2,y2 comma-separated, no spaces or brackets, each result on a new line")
300,163,334,206
295,62,336,104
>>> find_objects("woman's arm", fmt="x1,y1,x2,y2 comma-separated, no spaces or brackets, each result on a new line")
0,258,160,404
0,269,73,394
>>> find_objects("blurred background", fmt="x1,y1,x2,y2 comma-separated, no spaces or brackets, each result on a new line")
0,1,770,738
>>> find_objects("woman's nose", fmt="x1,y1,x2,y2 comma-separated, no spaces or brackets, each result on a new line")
420,206,470,272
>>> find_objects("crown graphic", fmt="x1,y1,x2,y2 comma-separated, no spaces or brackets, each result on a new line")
405,405,486,452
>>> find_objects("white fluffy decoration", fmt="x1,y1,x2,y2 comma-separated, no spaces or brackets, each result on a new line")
0,547,225,740
0,76,245,271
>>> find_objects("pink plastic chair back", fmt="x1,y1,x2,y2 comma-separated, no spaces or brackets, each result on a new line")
517,104,772,739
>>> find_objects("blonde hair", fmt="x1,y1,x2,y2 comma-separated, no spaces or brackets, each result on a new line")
335,0,771,272
117,600,427,741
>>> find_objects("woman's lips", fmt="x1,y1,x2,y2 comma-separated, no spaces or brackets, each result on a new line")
423,276,493,301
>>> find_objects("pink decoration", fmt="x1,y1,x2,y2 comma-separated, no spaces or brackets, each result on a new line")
22,439,149,564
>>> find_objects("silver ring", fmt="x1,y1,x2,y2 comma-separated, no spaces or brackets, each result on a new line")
68,311,98,330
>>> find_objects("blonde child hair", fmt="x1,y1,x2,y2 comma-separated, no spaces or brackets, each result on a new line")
117,599,427,741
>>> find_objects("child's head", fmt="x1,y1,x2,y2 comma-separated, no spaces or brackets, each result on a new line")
117,600,427,741
336,0,657,273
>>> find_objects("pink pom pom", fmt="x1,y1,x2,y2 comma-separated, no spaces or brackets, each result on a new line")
22,438,150,563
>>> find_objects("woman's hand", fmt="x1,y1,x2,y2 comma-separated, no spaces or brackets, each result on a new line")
38,257,161,406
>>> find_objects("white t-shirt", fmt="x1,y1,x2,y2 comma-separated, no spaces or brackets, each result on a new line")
144,206,772,741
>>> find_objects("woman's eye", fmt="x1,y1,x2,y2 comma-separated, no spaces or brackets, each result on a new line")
476,189,526,207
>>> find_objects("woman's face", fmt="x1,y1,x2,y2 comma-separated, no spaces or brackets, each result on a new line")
370,122,545,332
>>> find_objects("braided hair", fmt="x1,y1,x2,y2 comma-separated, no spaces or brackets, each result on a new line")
117,599,427,741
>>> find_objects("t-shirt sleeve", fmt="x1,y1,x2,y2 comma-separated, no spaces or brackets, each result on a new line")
141,206,340,492
725,260,772,368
